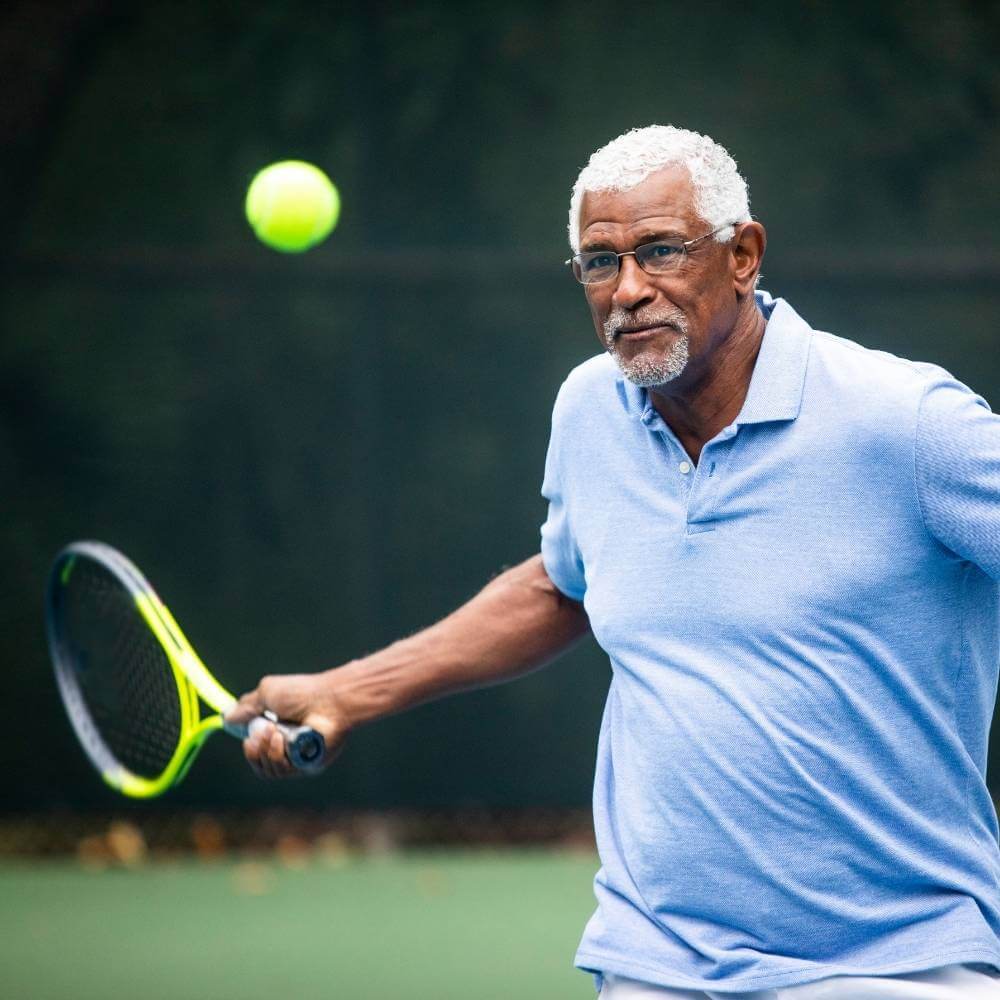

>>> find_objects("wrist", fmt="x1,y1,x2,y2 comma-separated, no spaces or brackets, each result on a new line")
320,642,443,728
316,659,377,732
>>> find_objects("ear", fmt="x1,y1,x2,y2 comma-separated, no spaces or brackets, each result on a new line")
731,222,766,298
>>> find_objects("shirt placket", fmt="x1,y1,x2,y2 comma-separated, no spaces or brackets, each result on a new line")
641,403,737,533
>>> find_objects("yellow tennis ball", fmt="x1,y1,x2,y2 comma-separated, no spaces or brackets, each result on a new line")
245,160,340,253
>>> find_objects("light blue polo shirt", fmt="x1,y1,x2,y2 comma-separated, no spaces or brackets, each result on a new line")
540,290,1000,992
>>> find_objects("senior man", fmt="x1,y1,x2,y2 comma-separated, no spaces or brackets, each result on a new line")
227,126,1000,998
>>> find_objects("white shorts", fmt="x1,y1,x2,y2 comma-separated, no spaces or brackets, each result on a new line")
599,963,1000,999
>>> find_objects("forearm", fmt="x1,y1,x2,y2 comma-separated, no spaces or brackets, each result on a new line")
327,554,590,729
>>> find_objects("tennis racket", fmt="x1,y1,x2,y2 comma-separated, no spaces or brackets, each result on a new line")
45,540,325,798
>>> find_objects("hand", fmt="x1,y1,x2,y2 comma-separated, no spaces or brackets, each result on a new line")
224,671,349,779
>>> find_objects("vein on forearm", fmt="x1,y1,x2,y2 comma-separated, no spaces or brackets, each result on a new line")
330,555,590,727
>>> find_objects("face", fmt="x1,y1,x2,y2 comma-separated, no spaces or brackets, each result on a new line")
577,165,744,391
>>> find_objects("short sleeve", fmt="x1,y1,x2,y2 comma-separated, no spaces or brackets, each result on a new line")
539,392,587,602
915,377,1000,580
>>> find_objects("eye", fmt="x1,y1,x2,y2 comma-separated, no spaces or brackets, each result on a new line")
583,252,617,271
646,242,683,258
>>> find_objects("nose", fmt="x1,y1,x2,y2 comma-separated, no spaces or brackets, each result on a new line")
611,254,655,311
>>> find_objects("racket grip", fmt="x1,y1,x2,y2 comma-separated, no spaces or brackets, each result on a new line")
227,713,326,773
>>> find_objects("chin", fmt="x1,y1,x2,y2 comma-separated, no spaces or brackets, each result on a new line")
621,366,686,389
611,337,690,388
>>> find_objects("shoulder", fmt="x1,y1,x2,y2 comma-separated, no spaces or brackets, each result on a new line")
558,351,619,396
551,352,622,425
804,328,968,440
788,317,997,483
808,328,952,402
545,352,635,474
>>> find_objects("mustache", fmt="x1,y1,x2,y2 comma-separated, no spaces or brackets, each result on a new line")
603,306,688,342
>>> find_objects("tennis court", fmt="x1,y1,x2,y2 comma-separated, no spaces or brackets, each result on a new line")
1,848,599,1000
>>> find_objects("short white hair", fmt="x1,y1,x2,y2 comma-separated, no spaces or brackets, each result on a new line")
568,125,751,252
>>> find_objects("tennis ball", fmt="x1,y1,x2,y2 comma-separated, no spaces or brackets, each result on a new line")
245,160,340,253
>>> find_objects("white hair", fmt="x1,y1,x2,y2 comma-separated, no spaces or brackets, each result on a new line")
568,125,751,252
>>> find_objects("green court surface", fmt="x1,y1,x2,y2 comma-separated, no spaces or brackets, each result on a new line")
0,849,600,1000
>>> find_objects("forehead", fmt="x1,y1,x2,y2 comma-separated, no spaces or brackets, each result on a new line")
578,164,699,244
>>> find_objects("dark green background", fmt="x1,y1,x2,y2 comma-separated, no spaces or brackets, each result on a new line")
4,0,999,810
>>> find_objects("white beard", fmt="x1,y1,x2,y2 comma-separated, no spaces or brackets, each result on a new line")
602,306,690,388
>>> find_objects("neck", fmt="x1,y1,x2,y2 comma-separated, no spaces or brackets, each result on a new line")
648,298,766,464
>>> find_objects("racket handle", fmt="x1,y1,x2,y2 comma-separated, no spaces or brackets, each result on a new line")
225,712,326,773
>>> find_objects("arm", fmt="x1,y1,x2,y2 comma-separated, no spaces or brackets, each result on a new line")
915,376,1000,579
225,554,590,778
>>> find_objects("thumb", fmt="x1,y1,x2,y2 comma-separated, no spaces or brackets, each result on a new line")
223,688,266,732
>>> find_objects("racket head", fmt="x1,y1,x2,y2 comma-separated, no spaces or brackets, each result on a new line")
46,541,220,798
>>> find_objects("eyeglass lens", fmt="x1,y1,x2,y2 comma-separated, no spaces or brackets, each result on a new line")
573,240,686,284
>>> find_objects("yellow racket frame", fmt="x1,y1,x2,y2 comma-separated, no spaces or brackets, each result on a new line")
49,542,324,797
120,590,238,797
52,545,237,798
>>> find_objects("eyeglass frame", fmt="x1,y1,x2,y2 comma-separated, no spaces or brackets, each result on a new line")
564,222,740,285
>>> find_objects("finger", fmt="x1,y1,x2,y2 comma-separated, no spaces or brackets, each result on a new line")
266,726,295,779
225,689,266,728
254,728,278,780
243,734,266,779
256,726,291,780
243,721,276,779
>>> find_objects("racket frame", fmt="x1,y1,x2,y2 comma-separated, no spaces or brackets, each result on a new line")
50,541,246,798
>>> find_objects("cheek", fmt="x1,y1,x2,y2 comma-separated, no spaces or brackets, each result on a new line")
681,272,732,341
690,298,736,351
586,293,609,341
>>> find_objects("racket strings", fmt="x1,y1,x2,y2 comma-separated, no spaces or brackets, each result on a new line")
55,558,184,778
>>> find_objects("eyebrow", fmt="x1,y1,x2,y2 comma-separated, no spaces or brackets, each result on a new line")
634,228,686,243
579,239,616,253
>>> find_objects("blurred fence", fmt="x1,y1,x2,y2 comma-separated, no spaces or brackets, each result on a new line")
5,0,1000,812
0,809,596,863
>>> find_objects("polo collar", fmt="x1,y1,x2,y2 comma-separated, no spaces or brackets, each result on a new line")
617,289,812,427
735,290,811,425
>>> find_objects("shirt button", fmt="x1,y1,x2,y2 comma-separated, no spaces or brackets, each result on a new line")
678,461,691,474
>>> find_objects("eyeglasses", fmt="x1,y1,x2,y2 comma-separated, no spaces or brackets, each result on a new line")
565,223,737,285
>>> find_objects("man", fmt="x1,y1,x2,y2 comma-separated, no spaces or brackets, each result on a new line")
226,126,1000,998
